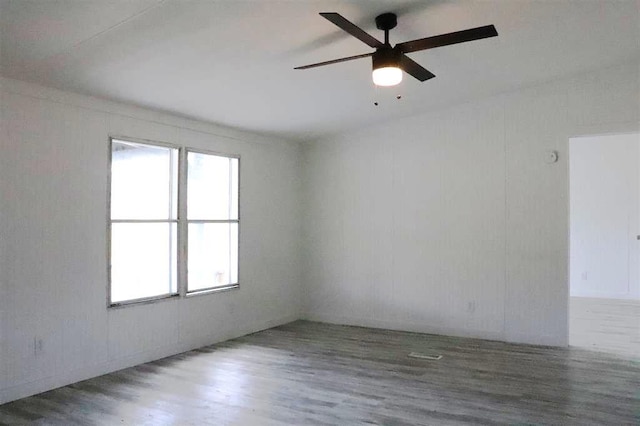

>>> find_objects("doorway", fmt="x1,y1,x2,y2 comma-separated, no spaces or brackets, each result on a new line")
569,132,640,358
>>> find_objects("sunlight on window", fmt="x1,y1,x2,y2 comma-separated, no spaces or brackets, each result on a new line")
109,139,239,304
111,223,177,303
187,152,239,292
110,140,178,303
111,143,177,220
188,222,238,291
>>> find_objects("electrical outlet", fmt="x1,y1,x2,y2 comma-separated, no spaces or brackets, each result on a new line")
467,301,476,313
34,337,44,356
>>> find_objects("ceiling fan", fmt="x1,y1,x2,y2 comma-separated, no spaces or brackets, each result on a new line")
295,12,498,87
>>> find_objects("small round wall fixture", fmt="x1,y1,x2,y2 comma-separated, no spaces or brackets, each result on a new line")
545,150,559,164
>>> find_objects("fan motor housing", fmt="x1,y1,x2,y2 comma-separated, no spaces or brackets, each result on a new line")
372,47,401,70
375,13,397,31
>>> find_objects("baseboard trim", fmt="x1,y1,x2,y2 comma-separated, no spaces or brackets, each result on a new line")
504,330,567,347
570,293,640,301
303,312,505,342
303,312,566,347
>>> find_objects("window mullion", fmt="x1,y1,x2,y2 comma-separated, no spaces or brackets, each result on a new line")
178,147,188,297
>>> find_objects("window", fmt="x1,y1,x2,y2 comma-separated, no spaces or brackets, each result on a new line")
187,151,239,292
109,140,178,304
108,138,239,306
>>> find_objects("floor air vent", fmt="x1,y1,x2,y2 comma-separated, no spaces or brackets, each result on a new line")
408,352,442,360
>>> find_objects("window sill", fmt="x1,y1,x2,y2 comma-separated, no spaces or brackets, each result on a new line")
108,293,179,309
186,284,240,298
107,284,239,308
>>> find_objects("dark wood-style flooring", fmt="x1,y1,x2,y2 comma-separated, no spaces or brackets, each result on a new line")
1,320,639,425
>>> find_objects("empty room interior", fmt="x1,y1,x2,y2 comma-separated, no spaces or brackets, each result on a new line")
0,0,639,424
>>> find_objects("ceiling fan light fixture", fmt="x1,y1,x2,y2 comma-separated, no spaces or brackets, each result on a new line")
295,12,497,86
372,47,403,87
372,66,402,86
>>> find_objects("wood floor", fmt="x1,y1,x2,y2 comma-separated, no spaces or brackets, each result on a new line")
1,320,639,425
570,296,640,358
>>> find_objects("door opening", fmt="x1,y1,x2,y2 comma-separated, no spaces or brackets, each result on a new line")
569,132,640,358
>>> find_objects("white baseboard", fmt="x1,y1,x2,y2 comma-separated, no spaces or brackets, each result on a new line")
504,330,567,347
303,312,504,342
0,313,299,406
303,312,567,347
570,291,640,301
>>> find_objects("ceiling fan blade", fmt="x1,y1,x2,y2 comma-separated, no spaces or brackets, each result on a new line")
400,55,435,82
320,12,384,48
294,52,373,70
396,25,498,54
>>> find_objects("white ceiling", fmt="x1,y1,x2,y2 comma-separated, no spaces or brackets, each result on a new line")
1,0,639,141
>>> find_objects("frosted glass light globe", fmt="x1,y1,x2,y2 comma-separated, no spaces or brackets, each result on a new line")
372,67,402,86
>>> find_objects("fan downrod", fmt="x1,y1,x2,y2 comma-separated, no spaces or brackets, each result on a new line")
376,13,397,45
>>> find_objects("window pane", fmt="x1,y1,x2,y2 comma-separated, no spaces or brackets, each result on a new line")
111,223,177,303
230,158,239,220
111,140,178,220
187,152,238,220
188,223,238,291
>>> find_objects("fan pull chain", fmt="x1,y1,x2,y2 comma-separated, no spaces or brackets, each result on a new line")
372,83,404,107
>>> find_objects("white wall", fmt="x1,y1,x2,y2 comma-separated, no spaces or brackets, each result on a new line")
302,60,640,347
0,77,302,404
1,59,638,406
570,133,640,300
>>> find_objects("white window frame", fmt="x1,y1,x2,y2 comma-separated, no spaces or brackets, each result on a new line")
185,148,241,296
107,136,240,308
